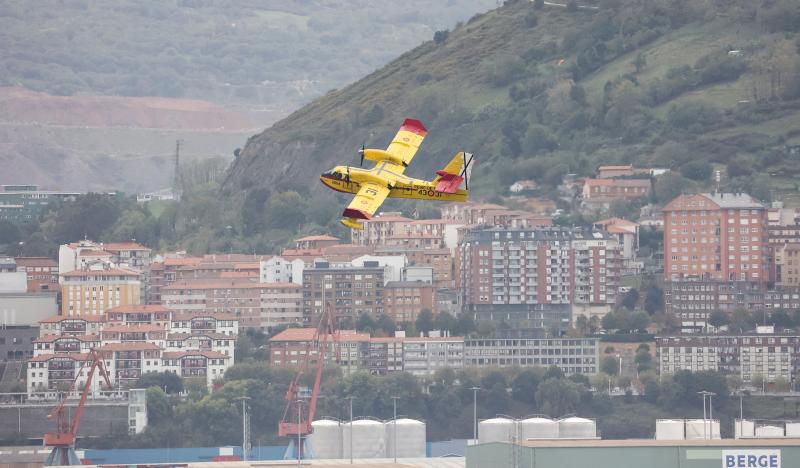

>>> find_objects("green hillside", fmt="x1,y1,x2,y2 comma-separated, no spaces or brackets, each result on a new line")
225,0,800,229
0,0,495,108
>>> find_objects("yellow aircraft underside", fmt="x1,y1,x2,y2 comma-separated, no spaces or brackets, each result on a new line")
321,176,467,202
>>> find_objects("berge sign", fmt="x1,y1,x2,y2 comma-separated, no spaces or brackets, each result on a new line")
722,450,781,468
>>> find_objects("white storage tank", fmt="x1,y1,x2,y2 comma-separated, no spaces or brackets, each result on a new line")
785,422,800,437
735,419,755,439
685,419,721,439
655,419,685,440
309,419,342,459
755,425,784,438
385,418,426,458
558,417,596,439
478,417,516,444
519,417,558,440
342,419,385,459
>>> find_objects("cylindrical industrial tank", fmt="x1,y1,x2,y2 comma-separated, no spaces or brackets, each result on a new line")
342,419,385,459
519,417,558,440
385,418,426,458
685,420,721,439
735,419,755,439
478,417,516,444
655,420,685,440
755,425,784,438
558,417,597,439
309,419,342,459
785,422,800,437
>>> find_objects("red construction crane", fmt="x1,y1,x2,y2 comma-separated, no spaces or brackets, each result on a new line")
44,348,113,466
279,303,339,459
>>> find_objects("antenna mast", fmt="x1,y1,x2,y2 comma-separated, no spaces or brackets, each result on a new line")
173,140,183,200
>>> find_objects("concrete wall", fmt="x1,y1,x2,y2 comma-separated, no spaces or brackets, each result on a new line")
0,402,128,439
0,292,59,326
467,442,800,468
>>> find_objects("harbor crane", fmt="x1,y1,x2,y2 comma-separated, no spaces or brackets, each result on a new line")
279,303,339,459
44,349,112,466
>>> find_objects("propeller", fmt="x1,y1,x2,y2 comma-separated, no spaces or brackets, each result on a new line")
358,143,365,167
345,165,351,183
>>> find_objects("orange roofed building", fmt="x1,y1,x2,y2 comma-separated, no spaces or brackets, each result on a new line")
663,193,768,284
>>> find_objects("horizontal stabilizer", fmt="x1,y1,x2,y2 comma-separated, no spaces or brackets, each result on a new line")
434,171,464,194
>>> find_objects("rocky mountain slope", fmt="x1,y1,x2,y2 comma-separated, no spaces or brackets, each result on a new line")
226,0,800,209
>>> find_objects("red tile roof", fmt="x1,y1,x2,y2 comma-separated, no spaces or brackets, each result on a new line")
61,268,140,277
162,350,230,359
101,324,167,333
34,334,101,343
270,328,371,342
30,352,92,362
106,304,171,314
101,242,151,251
163,280,299,290
96,342,162,351
39,315,106,323
14,257,57,267
295,234,341,242
164,257,204,267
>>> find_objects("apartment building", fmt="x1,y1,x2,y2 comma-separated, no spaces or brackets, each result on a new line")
161,280,303,330
260,256,304,284
666,278,800,332
268,328,371,374
27,309,238,393
402,336,464,376
351,213,413,246
269,328,463,376
656,332,800,385
302,261,385,323
663,193,768,284
464,336,600,375
774,243,800,287
383,281,436,324
581,178,651,203
0,185,80,223
375,246,454,288
60,268,141,317
58,240,152,276
14,257,58,292
458,226,621,330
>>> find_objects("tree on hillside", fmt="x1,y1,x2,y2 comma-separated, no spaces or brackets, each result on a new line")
708,310,730,329
535,378,580,417
644,285,664,314
136,371,184,394
512,369,541,404
621,288,640,310
600,356,620,376
415,309,435,334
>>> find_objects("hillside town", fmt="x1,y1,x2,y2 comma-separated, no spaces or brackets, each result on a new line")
3,167,800,397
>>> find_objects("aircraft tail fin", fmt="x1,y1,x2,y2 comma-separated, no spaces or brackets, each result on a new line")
433,152,474,194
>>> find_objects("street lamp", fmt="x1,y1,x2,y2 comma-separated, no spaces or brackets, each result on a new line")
235,396,251,461
295,399,304,466
697,391,716,439
346,396,355,464
469,386,481,444
391,396,400,463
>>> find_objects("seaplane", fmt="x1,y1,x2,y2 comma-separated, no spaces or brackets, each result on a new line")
320,118,474,229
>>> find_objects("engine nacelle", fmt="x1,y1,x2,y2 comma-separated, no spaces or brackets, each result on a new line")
362,149,406,166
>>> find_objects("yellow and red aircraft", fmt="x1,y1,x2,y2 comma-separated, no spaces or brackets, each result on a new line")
320,118,474,229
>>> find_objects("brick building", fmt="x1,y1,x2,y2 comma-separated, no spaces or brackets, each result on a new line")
161,280,302,330
14,257,58,292
457,226,622,330
383,281,436,324
302,261,385,323
663,193,768,284
581,178,651,203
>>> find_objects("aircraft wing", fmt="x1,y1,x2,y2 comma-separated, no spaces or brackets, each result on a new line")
385,118,427,166
342,182,390,220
